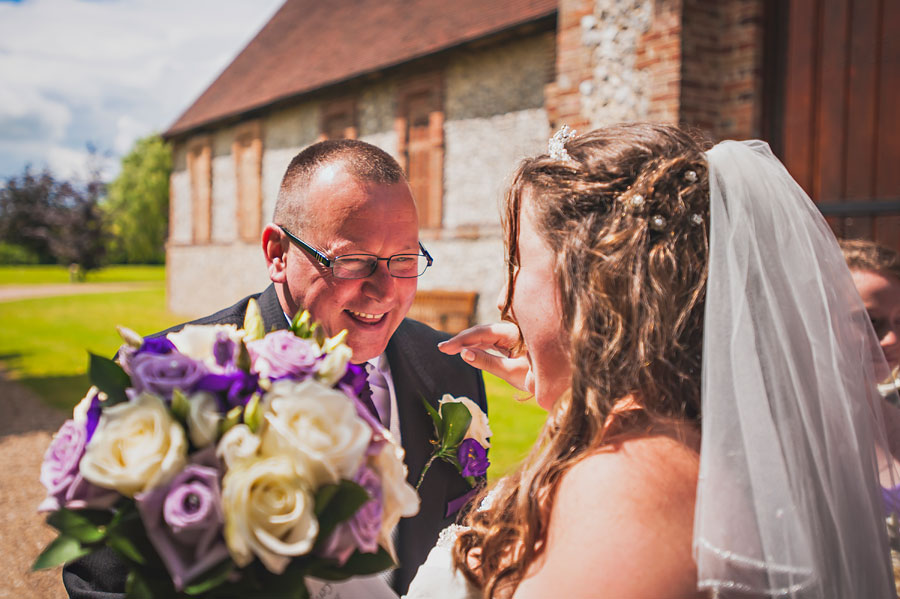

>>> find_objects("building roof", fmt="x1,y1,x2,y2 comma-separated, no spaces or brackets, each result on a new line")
164,0,557,138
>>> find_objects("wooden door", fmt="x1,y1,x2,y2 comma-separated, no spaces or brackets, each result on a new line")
777,0,899,249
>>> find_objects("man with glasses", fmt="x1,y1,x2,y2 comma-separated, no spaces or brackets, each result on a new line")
64,139,487,597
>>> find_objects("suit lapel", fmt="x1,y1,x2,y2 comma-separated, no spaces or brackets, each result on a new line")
257,284,289,332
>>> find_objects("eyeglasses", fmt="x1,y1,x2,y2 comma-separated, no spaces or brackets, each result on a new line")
279,225,433,279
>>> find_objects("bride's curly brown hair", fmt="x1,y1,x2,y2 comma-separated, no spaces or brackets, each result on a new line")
453,123,711,597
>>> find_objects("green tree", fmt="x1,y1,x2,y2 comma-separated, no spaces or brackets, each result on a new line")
105,134,172,264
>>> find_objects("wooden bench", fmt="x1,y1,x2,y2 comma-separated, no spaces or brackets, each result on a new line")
407,289,478,334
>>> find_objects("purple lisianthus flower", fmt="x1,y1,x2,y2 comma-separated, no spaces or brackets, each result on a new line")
458,439,489,478
130,351,207,401
136,337,177,356
212,332,235,368
196,370,259,409
319,465,383,566
39,420,117,512
246,330,319,380
135,464,229,591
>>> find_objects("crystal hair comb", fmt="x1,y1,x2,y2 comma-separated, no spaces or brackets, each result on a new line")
548,125,577,161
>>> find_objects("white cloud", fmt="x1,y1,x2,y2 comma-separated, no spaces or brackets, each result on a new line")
0,0,284,180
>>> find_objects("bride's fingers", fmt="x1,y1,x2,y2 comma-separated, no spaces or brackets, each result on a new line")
438,322,521,356
458,348,530,391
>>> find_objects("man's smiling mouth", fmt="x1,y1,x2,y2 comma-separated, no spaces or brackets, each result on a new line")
347,310,386,323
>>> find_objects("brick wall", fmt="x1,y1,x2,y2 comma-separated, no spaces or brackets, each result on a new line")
679,0,766,140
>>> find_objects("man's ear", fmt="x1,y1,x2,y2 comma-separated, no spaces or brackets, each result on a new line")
262,224,287,283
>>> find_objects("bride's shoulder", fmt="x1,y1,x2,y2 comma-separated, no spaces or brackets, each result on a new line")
513,430,703,598
565,427,701,504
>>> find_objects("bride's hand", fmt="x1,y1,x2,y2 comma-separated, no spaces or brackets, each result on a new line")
438,322,531,392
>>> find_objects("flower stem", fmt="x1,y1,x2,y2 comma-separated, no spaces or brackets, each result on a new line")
416,453,440,490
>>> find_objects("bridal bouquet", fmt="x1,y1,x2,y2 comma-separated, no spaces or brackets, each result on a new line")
33,301,420,598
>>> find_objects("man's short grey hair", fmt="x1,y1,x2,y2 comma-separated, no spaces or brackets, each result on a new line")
273,139,407,233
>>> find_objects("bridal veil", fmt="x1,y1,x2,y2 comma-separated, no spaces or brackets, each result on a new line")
695,140,899,597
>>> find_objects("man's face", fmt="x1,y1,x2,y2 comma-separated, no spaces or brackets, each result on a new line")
275,162,419,363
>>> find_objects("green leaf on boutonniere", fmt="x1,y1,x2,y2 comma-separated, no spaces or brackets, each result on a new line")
32,534,91,570
438,401,472,452
422,396,442,436
314,480,370,543
89,352,130,405
46,508,111,544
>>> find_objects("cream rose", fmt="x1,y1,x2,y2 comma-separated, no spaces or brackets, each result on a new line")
369,438,420,560
216,424,261,469
438,395,492,448
186,392,222,448
166,324,245,367
260,379,371,486
80,393,187,496
222,455,318,573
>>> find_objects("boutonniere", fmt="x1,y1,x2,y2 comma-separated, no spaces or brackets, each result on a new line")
416,394,492,489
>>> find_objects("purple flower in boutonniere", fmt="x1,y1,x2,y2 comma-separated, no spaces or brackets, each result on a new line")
417,394,491,489
458,438,489,478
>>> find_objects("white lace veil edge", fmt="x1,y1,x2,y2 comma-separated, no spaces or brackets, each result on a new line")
693,140,899,598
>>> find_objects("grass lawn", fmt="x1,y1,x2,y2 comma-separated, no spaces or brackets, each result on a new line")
0,265,544,477
0,264,166,285
0,286,181,411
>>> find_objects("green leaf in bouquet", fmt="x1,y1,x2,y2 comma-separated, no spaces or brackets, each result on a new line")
313,324,327,348
182,559,233,596
422,396,442,436
107,504,150,566
170,388,190,424
244,392,263,434
220,405,244,437
314,480,370,543
308,546,396,581
46,508,112,544
32,534,91,570
438,402,472,452
89,352,130,405
342,546,396,576
124,569,175,599
291,309,314,338
236,338,252,373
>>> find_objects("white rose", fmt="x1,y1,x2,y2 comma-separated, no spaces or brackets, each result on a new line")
260,379,371,486
80,393,187,496
216,424,261,469
369,438,420,560
438,395,492,448
186,392,222,448
166,324,245,367
222,455,318,574
315,343,353,386
73,386,106,424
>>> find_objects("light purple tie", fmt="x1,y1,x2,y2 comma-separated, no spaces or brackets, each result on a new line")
366,361,391,428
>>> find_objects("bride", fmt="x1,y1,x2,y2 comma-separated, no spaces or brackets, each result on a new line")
403,123,899,598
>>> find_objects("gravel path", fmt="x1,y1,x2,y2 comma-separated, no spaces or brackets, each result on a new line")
0,281,156,303
1,373,68,599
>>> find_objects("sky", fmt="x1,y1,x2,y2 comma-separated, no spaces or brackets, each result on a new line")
0,0,284,182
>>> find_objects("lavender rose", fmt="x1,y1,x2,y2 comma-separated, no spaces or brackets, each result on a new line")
319,465,383,566
246,330,319,380
135,464,229,591
130,351,208,400
38,420,116,512
458,439,489,478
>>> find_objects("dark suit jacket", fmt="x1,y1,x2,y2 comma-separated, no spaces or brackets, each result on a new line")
62,284,487,596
